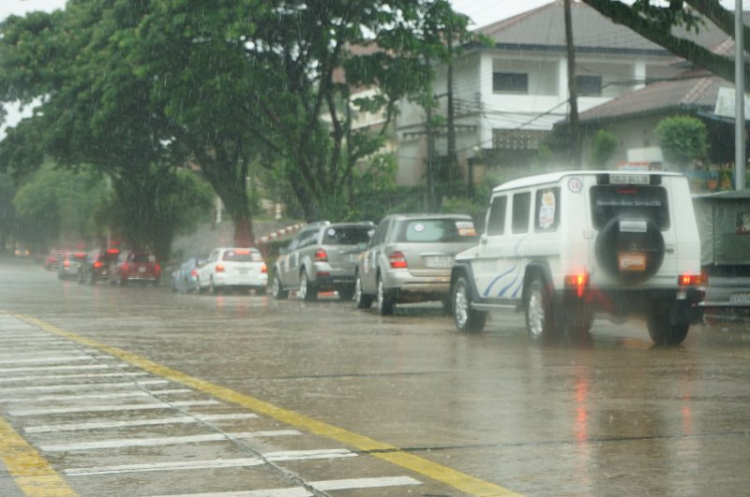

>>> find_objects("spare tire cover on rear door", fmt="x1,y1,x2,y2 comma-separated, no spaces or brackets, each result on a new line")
595,217,665,283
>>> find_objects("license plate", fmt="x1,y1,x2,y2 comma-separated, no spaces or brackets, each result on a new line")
238,269,249,275
138,267,146,273
618,252,646,272
425,255,453,268
730,293,750,304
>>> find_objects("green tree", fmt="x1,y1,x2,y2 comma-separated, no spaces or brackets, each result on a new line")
589,129,619,168
12,164,108,248
132,0,473,222
101,168,214,262
0,2,213,253
582,0,750,84
654,115,708,166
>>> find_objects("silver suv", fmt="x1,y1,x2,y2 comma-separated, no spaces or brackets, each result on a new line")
354,213,479,315
271,221,374,301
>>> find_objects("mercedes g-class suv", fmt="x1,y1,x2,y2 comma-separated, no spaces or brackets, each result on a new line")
449,171,705,345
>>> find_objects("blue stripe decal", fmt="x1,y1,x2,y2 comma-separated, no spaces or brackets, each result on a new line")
483,264,517,297
511,279,524,298
498,272,519,297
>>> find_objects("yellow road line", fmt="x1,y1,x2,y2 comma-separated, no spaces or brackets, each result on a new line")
19,315,522,497
0,416,78,497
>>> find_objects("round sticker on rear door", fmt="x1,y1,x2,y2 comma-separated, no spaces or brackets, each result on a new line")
539,191,556,229
413,223,425,232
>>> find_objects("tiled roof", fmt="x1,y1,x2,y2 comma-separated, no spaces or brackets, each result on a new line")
477,1,737,55
578,73,729,123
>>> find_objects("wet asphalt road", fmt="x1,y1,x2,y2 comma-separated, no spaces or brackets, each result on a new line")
1,254,750,497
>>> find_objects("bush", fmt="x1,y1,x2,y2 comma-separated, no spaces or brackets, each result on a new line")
590,129,618,168
654,116,708,167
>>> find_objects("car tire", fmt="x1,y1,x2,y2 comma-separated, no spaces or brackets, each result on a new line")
272,274,288,300
118,274,127,286
256,286,267,296
354,274,373,309
452,276,487,333
299,271,317,302
376,275,395,316
524,276,556,343
647,302,689,346
209,277,220,294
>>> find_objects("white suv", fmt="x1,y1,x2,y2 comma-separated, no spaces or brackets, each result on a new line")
449,170,705,345
197,247,268,295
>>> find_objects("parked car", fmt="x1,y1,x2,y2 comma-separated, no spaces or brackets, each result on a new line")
693,190,750,321
14,246,31,257
44,249,66,269
171,257,208,293
354,214,478,315
111,250,161,286
78,248,120,284
197,247,267,294
449,170,705,346
272,221,374,301
58,251,88,280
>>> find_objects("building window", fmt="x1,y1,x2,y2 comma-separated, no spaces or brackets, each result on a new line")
577,75,603,96
493,72,528,93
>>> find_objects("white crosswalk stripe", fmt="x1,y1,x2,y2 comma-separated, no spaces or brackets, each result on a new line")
24,413,259,433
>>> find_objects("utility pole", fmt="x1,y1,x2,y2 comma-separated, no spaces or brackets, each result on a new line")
736,0,746,190
564,0,582,166
446,33,459,188
426,104,436,211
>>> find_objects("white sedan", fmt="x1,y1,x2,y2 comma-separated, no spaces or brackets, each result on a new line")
197,247,268,295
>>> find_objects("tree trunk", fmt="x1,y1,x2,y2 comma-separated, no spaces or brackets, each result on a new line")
233,214,254,248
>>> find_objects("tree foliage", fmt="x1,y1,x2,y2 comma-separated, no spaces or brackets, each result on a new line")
589,129,619,168
654,115,708,166
582,0,750,84
12,164,108,248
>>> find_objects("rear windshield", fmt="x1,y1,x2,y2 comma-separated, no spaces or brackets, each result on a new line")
396,219,478,243
131,253,155,263
72,253,87,261
322,226,372,245
222,249,262,262
591,185,670,230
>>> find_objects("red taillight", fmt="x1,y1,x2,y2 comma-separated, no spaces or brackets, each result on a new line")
261,264,268,274
314,248,328,262
121,263,128,272
93,261,103,269
154,263,161,273
389,251,408,269
190,269,198,277
564,272,589,298
63,260,70,268
215,263,225,273
679,273,704,286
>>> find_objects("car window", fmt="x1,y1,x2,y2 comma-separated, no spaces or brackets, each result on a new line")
322,226,372,245
512,192,531,234
131,253,154,263
222,249,262,262
396,219,477,243
371,220,389,246
590,185,670,230
535,187,560,232
486,196,507,236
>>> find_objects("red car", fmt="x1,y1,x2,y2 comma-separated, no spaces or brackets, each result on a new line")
112,250,161,286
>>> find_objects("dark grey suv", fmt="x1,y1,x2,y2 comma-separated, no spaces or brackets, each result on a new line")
271,221,374,301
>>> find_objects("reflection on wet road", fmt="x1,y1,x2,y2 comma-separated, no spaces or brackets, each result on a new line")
2,257,750,496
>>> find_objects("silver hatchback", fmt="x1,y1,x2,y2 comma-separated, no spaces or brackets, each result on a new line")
355,213,478,315
272,221,374,301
